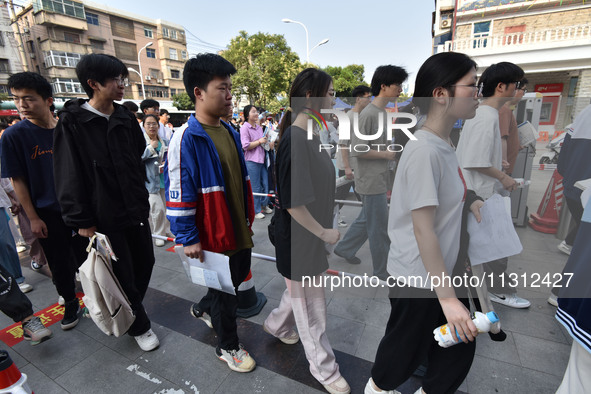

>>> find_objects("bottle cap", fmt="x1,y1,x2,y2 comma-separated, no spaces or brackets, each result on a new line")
486,311,499,324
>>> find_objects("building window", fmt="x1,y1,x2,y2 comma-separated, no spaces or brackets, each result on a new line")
169,48,177,60
51,78,83,94
90,40,104,50
472,21,491,49
0,34,5,47
33,0,86,19
0,85,8,94
0,59,9,73
44,50,82,68
181,50,187,60
110,15,134,39
86,12,99,26
162,27,169,38
145,86,169,98
64,32,81,44
113,40,137,61
144,27,153,38
146,48,156,58
170,88,176,96
170,30,177,40
170,69,180,79
149,69,160,79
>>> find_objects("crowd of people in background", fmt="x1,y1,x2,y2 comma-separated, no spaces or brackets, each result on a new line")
0,47,589,394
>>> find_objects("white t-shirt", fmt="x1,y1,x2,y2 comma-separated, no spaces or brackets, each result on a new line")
455,105,502,199
387,130,466,288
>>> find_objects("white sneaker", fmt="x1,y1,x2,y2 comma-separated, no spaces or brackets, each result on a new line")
58,296,65,306
557,240,572,256
548,293,558,307
16,244,27,253
254,212,265,219
155,239,166,247
489,292,531,308
216,344,256,372
364,377,400,394
324,376,351,394
263,206,273,214
18,283,33,293
134,329,159,351
263,322,299,345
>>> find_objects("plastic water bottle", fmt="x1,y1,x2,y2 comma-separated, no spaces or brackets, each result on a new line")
513,178,531,188
433,311,499,348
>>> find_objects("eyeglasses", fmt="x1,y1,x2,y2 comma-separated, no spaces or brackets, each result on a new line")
512,81,521,90
518,87,528,94
449,83,484,97
112,77,129,87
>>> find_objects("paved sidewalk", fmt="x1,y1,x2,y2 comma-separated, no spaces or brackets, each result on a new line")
0,142,571,393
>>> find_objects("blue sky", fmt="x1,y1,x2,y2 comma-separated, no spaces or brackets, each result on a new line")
96,0,435,89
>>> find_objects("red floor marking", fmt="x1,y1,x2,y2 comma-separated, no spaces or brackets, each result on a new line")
0,292,85,347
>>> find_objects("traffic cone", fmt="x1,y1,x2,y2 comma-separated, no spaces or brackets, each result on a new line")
529,169,564,234
236,270,267,318
0,351,32,393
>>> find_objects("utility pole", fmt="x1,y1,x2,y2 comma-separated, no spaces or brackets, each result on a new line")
7,0,29,71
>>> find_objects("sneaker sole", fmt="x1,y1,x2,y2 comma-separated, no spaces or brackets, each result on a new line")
189,305,213,328
216,352,256,373
557,244,571,256
24,333,53,346
262,323,299,345
547,297,558,307
490,296,531,309
61,317,80,330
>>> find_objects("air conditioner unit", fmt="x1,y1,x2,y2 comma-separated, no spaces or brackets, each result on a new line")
145,75,152,81
440,19,452,29
23,28,30,34
157,78,163,83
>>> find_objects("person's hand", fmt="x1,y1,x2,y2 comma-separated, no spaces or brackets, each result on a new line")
184,242,204,262
319,228,340,245
9,202,22,216
30,218,48,238
502,160,510,172
259,136,268,145
439,298,478,343
383,151,396,161
78,226,96,238
345,167,354,180
501,174,518,192
270,140,275,150
470,199,484,223
150,140,159,149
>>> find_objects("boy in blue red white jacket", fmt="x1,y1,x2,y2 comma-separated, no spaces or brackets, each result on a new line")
165,53,256,373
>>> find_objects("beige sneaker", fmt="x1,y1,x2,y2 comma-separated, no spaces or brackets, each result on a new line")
263,322,299,345
216,344,256,372
324,376,351,394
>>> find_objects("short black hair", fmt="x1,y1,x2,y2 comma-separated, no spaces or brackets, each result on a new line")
351,85,371,98
140,99,160,112
76,54,128,98
371,65,408,96
8,72,53,99
521,77,529,86
142,114,159,126
479,62,524,98
183,53,236,103
122,101,139,113
159,108,169,115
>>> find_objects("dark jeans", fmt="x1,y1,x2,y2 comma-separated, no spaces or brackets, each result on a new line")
36,208,88,302
564,197,584,246
371,286,475,394
0,265,33,323
197,248,251,350
102,222,155,337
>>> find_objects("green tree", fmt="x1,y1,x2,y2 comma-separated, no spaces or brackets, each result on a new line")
222,31,303,112
322,64,367,98
172,92,193,110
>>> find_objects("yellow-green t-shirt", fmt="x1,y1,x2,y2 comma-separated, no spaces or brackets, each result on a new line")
202,124,253,256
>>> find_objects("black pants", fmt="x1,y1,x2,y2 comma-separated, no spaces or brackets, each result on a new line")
36,208,88,302
564,197,584,246
197,248,251,350
371,286,476,394
102,222,155,337
335,169,360,208
0,265,33,323
484,257,516,294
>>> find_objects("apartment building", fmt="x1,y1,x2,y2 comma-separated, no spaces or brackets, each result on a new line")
0,5,24,97
433,0,591,133
9,0,188,101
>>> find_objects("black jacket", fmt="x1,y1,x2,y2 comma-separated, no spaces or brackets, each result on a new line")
53,99,149,231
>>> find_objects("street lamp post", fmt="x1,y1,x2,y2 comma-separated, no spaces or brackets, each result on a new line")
135,41,153,100
282,19,329,64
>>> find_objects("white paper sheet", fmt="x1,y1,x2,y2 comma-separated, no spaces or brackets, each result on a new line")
174,247,235,295
467,194,523,266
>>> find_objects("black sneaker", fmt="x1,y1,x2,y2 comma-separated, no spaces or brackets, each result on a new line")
190,304,213,328
61,299,81,330
333,249,361,265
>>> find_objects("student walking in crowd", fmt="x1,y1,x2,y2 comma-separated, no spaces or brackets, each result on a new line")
263,68,350,394
333,65,408,280
240,104,271,219
166,53,256,373
1,72,87,330
455,62,530,309
366,52,484,394
53,54,159,351
142,114,171,247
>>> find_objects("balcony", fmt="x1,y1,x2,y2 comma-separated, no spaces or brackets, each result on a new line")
438,24,591,71
34,10,87,31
